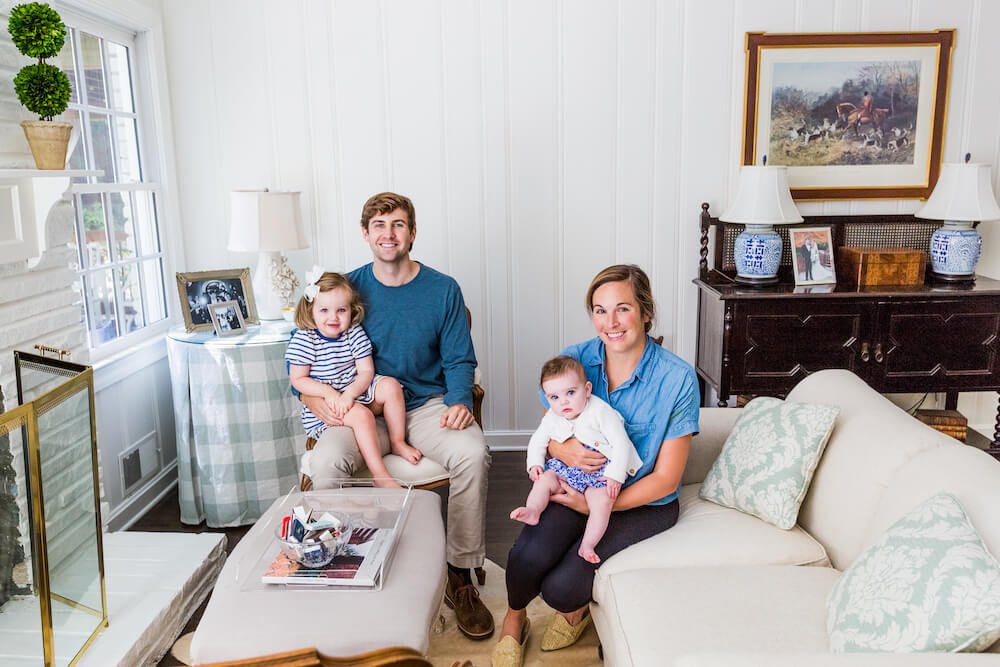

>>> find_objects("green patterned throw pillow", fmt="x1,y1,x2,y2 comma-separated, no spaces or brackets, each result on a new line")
698,396,839,530
827,493,1000,653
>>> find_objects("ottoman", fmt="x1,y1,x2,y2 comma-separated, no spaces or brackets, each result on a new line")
190,488,446,662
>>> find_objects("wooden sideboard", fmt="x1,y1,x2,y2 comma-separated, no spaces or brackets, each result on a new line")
694,204,1000,456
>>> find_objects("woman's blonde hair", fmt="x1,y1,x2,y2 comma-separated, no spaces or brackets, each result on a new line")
294,272,365,331
584,264,655,333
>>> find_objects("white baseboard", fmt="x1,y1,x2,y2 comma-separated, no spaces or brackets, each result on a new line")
104,462,178,532
485,430,530,451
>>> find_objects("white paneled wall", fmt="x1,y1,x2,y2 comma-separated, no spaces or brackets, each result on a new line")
162,0,1000,439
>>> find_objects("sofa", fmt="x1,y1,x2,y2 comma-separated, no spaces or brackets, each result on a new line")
590,369,1000,666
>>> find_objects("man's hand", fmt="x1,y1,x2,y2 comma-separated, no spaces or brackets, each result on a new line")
603,478,622,500
302,394,344,427
548,437,607,473
440,403,475,430
549,480,589,514
528,465,544,482
326,393,354,420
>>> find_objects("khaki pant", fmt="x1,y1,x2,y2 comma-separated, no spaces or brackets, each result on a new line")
311,396,491,568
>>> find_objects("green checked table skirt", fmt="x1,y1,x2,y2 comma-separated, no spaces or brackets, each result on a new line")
167,324,304,527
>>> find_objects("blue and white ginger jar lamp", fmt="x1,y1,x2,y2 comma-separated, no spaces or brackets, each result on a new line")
721,164,803,285
915,157,1000,283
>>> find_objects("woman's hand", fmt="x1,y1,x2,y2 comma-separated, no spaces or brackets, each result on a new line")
301,394,344,427
549,480,589,514
548,437,607,473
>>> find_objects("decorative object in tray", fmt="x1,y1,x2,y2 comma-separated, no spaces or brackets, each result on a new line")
740,30,954,200
248,485,412,590
915,156,1000,283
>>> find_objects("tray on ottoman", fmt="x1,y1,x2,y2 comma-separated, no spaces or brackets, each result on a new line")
189,486,446,663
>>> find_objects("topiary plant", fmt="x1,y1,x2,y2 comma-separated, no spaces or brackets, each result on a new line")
8,2,71,121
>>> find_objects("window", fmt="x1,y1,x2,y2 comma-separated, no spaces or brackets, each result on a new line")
54,15,167,348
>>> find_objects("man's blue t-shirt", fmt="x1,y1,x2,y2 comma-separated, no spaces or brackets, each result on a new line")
346,262,476,412
559,336,700,505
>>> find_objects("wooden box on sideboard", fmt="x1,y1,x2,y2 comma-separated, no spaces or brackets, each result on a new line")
836,246,927,287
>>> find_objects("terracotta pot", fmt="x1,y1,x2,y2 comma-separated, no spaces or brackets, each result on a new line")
20,120,73,170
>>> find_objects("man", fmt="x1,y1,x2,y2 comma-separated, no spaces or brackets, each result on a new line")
301,192,494,640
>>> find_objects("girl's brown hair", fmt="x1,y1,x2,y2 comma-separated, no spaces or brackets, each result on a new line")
584,264,655,333
294,272,365,331
539,355,586,387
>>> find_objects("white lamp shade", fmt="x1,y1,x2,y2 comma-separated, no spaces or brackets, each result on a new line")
228,190,308,252
720,166,803,225
915,162,1000,222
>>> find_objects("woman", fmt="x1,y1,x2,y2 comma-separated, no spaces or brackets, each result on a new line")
491,265,700,667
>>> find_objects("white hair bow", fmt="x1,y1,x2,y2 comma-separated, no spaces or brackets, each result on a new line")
303,266,324,302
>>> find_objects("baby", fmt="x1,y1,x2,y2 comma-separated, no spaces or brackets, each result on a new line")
510,355,641,563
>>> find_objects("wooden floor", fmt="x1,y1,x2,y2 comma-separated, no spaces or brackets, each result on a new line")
130,450,532,666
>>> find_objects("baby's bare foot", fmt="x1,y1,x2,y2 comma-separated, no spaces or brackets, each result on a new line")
579,546,601,564
391,441,423,465
510,506,540,525
373,477,403,489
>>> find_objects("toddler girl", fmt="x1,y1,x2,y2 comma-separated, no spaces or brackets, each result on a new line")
285,268,421,488
510,355,642,563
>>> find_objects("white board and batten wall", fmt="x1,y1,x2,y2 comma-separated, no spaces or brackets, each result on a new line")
162,0,1000,443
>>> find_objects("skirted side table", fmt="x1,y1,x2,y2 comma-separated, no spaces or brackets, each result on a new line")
167,321,303,526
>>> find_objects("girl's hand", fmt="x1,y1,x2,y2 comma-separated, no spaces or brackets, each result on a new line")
549,480,589,515
602,478,622,500
326,394,354,419
302,394,344,427
528,465,544,482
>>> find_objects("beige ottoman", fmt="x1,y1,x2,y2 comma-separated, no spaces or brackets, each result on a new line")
190,488,446,662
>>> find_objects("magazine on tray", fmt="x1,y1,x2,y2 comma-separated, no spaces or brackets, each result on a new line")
262,525,395,587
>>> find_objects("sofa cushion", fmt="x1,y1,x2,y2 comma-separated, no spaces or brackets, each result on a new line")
591,565,840,667
699,397,839,529
827,493,1000,653
597,484,830,581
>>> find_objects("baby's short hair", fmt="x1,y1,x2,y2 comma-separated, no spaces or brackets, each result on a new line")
539,355,586,387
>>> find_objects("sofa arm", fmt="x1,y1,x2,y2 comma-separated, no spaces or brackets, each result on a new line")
681,407,741,485
674,653,1000,666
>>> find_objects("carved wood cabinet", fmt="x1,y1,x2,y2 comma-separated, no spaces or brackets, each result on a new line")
694,204,1000,454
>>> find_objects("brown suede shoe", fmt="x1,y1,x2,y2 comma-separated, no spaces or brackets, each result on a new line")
445,569,495,640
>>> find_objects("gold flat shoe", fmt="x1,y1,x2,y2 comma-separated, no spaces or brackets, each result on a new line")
540,609,591,651
491,617,530,667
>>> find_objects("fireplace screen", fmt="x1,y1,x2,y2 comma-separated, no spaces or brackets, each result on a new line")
0,351,106,666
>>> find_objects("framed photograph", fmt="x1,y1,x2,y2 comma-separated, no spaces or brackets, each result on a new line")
176,268,258,332
790,227,837,285
209,300,247,337
742,30,954,200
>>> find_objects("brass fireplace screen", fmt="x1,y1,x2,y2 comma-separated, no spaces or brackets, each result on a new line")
0,351,106,666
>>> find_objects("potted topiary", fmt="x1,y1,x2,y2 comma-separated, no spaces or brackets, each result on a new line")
8,2,72,169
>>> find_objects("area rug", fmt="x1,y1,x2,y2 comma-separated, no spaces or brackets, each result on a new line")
170,559,602,666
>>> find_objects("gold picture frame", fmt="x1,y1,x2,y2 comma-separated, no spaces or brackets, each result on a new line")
742,30,955,200
790,226,837,286
175,268,258,332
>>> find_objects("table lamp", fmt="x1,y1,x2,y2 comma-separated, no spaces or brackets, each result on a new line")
720,162,803,285
229,190,308,319
915,155,1000,282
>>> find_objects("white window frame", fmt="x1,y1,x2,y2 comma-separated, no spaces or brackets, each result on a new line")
56,2,178,362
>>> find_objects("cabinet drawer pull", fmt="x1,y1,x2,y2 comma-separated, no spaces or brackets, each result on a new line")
860,341,870,363
874,343,884,364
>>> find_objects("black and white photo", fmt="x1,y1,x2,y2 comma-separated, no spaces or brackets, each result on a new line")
176,268,258,332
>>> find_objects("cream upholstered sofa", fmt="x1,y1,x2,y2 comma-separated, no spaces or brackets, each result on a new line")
590,369,1000,666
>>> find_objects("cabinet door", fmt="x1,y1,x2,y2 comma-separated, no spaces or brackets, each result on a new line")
730,299,873,395
877,297,1000,392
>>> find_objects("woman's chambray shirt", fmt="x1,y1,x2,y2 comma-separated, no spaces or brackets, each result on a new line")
559,335,700,505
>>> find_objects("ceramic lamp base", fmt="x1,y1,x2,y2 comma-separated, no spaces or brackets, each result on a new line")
734,225,783,285
930,222,981,283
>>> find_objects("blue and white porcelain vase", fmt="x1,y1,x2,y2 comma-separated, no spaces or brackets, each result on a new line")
735,224,783,282
930,222,981,280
